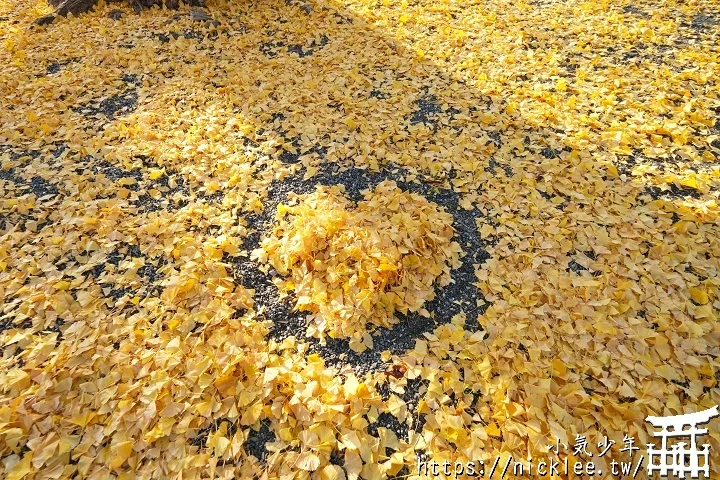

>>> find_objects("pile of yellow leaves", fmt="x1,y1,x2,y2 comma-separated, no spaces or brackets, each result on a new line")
253,181,461,351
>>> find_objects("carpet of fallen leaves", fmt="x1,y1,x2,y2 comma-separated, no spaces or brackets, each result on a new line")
0,0,719,478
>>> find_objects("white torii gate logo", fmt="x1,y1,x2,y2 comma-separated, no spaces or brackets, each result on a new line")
646,405,719,479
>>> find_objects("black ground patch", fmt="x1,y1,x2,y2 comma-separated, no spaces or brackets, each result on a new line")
46,63,62,75
411,92,442,126
691,13,717,32
367,412,409,441
92,159,143,183
2,172,60,204
77,90,138,120
122,73,141,85
103,285,133,303
224,254,309,339
643,183,702,201
190,419,239,450
278,148,300,164
137,256,167,287
376,378,429,435
0,166,18,183
621,5,650,19
99,91,138,119
244,419,275,464
287,34,329,57
96,242,146,284
259,40,286,57
567,259,587,274
88,156,190,211
29,176,59,198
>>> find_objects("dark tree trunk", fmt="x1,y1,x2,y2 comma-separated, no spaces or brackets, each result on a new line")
56,0,98,16
48,0,205,17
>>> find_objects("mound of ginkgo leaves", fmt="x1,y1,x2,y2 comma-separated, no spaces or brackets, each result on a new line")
252,180,462,352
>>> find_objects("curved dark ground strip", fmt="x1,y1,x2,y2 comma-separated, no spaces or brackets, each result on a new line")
227,162,493,374
244,419,275,464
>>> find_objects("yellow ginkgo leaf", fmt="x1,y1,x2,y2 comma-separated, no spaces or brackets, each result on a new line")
7,454,33,480
110,441,134,469
295,452,321,471
319,464,346,480
689,287,709,305
485,423,501,437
